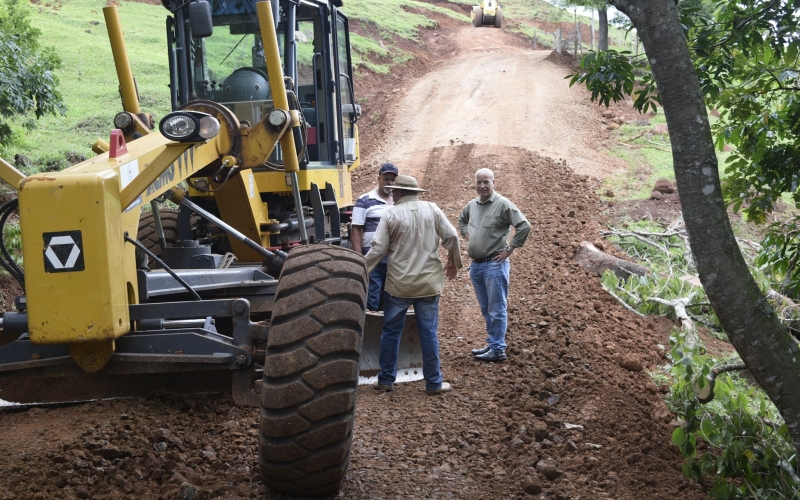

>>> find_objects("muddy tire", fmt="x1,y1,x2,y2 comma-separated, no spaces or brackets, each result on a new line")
259,245,367,497
494,7,503,28
137,208,180,267
473,7,483,27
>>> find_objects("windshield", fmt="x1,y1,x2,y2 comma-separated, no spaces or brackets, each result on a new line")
188,3,275,125
176,0,344,165
186,4,319,123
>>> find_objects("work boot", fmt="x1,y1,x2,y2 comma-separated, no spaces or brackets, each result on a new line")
474,349,507,362
373,382,393,391
425,382,452,395
470,345,491,356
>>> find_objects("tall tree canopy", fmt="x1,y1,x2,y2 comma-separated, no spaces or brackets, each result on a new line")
0,0,64,145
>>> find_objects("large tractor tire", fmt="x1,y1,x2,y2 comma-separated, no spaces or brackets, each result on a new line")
494,7,503,28
259,245,367,497
137,208,180,266
472,7,483,27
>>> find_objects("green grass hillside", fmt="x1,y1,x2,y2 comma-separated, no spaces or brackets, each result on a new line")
0,0,620,171
345,0,467,74
2,0,171,171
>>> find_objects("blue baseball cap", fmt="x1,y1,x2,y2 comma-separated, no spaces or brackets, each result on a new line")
378,163,399,175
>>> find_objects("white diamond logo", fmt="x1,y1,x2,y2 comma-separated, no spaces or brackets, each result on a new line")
44,235,81,269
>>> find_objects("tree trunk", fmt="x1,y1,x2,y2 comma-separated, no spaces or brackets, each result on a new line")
556,28,562,54
609,0,800,454
598,7,608,50
573,241,649,280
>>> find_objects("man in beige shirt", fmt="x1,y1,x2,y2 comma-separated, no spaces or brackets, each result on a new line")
365,175,462,395
458,168,530,362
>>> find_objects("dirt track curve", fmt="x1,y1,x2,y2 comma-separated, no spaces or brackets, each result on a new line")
367,26,625,180
0,21,704,500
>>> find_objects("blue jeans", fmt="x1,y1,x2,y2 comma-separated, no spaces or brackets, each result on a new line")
470,259,510,351
379,293,443,391
367,260,388,311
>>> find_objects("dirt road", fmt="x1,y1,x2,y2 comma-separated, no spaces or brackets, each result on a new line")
366,26,625,180
0,17,702,500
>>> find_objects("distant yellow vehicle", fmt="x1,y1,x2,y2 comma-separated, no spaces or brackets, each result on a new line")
472,0,503,28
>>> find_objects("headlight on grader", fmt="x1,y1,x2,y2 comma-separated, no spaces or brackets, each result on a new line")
159,111,220,142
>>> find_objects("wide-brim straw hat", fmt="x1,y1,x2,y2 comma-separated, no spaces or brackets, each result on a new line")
386,174,427,192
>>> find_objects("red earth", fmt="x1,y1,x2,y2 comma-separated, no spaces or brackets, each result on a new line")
0,2,711,500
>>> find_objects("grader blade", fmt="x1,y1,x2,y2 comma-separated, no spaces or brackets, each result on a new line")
359,311,424,384
0,364,233,405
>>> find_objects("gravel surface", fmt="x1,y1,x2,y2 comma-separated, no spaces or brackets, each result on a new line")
0,8,705,500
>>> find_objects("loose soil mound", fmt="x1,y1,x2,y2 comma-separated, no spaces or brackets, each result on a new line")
0,5,706,500
605,192,683,226
544,50,580,70
0,147,705,500
346,145,704,499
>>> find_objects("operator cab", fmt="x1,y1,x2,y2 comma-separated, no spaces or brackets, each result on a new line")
165,0,358,167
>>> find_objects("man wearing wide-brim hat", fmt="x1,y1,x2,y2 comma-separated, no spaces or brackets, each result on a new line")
364,174,463,395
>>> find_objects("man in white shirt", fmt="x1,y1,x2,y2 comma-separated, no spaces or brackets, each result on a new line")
351,163,398,311
365,175,462,395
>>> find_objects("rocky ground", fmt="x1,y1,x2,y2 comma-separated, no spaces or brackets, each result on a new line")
0,147,705,500
0,3,709,500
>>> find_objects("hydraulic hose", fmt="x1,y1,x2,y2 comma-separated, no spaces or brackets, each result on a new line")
176,196,287,276
124,234,202,301
0,199,24,290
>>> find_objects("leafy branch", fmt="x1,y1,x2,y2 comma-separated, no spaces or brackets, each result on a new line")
597,217,800,497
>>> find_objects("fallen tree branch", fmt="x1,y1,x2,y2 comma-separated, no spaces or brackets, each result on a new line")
735,237,762,252
573,241,649,280
646,140,671,152
620,232,669,254
602,228,686,238
648,293,699,349
667,216,685,232
621,130,647,143
779,460,800,486
696,363,747,403
770,289,796,311
601,283,647,317
687,311,722,331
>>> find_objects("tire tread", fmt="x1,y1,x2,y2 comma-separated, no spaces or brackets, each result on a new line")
259,245,366,496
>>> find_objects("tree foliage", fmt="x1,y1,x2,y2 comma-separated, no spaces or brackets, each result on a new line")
567,50,660,111
688,1,800,225
681,0,800,296
571,0,800,492
600,223,800,497
569,0,800,291
668,330,799,499
0,0,64,144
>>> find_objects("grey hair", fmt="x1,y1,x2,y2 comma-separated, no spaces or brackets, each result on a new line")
475,168,495,181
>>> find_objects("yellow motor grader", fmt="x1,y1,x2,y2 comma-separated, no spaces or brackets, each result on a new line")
472,0,503,28
0,0,421,496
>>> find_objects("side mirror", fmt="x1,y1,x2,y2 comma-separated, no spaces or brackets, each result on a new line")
341,104,361,121
189,0,213,38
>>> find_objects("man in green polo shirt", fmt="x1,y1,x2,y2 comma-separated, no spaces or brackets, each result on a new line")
458,168,530,362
